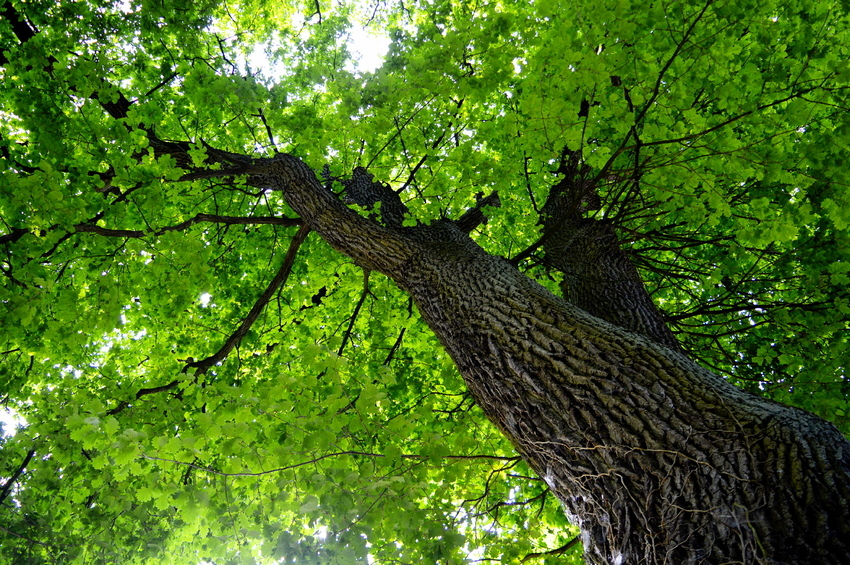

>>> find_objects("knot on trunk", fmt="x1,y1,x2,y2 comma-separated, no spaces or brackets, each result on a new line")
341,166,409,228
540,149,598,223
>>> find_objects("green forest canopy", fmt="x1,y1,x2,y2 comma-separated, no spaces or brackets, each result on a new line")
1,0,850,562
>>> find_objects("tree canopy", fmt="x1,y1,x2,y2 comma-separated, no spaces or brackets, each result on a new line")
1,0,849,563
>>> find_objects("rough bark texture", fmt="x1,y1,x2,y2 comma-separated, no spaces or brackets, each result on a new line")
539,154,681,353
216,153,850,564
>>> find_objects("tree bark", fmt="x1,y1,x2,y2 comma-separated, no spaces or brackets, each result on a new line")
538,151,680,353
204,153,850,564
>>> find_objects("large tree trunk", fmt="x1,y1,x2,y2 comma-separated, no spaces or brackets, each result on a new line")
206,153,850,564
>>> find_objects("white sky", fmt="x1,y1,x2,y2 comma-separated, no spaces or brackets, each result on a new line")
348,24,391,72
0,407,24,437
255,17,391,75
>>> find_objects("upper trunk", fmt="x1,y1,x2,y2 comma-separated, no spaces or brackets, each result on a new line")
204,153,850,564
539,154,681,353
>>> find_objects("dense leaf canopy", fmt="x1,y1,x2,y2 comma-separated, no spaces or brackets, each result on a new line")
1,0,849,562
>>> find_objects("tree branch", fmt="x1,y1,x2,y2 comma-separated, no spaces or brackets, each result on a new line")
456,192,502,233
252,107,278,150
383,327,406,365
106,380,182,416
520,536,581,563
187,223,311,375
73,214,302,239
0,449,35,506
338,270,371,356
399,154,428,193
143,450,521,477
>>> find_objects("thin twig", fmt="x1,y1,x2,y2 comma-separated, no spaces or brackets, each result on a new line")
399,154,428,193
106,380,181,416
143,451,521,477
383,327,406,365
254,107,278,150
338,270,371,356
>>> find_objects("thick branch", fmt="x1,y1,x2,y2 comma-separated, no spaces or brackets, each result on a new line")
535,157,681,351
456,191,501,233
180,153,420,276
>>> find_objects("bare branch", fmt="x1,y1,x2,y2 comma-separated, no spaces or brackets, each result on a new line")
383,327,406,365
106,380,181,416
399,154,428,193
143,450,521,477
253,107,278,150
74,214,302,239
338,270,371,356
521,536,581,563
0,449,35,506
456,192,502,233
187,224,311,375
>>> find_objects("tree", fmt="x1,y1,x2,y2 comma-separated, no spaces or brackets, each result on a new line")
1,0,849,563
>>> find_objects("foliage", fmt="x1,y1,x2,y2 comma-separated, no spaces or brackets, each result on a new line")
1,0,849,562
